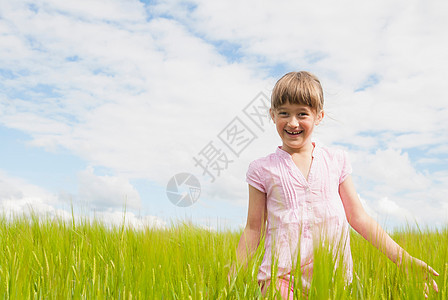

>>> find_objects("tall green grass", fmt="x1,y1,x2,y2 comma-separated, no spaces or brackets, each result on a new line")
0,215,446,299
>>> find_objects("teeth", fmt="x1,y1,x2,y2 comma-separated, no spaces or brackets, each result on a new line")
286,130,302,135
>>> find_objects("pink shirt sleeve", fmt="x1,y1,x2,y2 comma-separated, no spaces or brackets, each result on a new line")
339,150,352,184
246,160,266,193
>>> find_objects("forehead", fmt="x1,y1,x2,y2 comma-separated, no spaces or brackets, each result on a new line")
275,103,313,111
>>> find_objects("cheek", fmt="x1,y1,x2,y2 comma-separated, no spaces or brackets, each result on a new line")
304,119,316,128
275,120,287,129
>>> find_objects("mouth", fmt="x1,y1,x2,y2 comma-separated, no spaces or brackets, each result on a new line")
284,129,303,135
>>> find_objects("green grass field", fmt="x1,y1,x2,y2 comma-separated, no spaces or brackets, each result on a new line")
0,214,446,299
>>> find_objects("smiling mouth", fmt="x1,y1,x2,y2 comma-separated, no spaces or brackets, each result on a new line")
285,129,303,135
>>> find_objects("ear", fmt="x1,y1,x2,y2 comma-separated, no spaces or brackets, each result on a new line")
269,108,275,123
315,110,324,125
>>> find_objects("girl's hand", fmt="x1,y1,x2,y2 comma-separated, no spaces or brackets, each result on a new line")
412,257,439,299
401,255,439,298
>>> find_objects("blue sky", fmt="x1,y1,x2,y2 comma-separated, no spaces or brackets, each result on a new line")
1,0,447,230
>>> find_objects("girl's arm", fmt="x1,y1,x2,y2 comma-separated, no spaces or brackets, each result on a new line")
229,184,267,279
339,175,439,295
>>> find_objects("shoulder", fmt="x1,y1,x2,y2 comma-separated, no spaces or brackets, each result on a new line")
248,151,280,169
319,145,347,159
246,151,280,193
317,144,350,163
316,143,352,180
246,150,282,179
250,152,277,163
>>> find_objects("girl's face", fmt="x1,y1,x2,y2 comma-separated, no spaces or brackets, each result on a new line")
270,103,324,154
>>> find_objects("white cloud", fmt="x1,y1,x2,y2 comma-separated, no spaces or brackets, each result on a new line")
0,0,447,230
0,169,168,229
151,0,448,153
91,210,166,230
37,0,146,23
152,0,447,79
388,151,428,187
351,148,431,191
339,148,448,229
0,0,269,183
376,197,414,223
77,166,141,210
0,170,67,218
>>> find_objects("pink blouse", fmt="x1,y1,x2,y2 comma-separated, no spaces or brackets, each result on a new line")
246,143,353,288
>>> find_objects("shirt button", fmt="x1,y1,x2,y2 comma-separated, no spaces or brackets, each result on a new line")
308,207,312,211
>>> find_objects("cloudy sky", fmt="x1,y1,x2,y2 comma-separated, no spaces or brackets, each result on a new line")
1,0,447,230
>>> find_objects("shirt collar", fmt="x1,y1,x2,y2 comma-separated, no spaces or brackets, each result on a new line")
276,142,320,158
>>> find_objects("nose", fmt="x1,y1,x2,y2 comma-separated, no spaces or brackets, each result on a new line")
288,116,300,127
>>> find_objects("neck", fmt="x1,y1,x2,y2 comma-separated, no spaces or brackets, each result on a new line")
281,142,315,156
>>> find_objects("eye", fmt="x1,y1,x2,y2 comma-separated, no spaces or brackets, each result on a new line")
278,111,288,116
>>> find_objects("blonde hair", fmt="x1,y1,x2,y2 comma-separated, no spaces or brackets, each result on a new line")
271,71,324,112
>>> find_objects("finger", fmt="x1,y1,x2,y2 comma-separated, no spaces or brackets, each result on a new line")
424,282,429,299
432,279,439,293
428,266,439,277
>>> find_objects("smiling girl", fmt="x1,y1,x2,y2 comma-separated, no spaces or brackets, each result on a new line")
229,71,439,299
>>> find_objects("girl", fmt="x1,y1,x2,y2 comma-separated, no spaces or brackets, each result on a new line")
230,71,439,299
